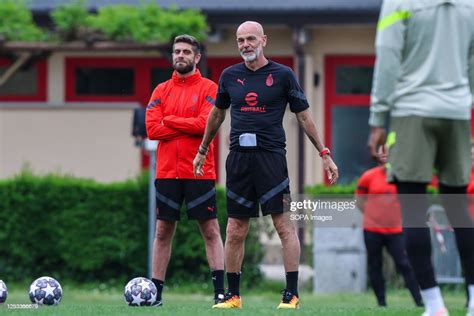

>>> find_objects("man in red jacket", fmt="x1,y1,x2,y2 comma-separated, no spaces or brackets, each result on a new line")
145,34,224,307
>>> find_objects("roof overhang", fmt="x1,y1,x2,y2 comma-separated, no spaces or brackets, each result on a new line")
204,9,378,26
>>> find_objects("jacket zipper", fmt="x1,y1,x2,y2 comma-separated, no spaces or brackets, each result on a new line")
176,84,186,179
176,138,179,179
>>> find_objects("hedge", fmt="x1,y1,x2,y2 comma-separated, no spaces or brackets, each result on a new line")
305,182,357,195
305,179,438,195
0,171,262,285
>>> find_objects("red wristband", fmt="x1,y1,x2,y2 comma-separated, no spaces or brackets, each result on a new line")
319,147,330,157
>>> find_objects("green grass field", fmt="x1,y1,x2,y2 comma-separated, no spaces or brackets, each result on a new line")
1,284,469,315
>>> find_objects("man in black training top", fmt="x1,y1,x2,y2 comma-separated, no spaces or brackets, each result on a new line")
193,21,339,309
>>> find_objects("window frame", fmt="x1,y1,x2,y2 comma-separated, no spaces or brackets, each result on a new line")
324,55,375,149
65,57,170,103
0,57,47,101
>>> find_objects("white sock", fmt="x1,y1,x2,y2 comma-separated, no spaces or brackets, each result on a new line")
469,285,474,310
421,287,445,315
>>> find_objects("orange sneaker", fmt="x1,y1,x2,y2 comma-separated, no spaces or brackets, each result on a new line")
277,289,299,309
212,293,242,309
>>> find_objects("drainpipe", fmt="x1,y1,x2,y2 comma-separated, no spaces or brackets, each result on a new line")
292,25,307,262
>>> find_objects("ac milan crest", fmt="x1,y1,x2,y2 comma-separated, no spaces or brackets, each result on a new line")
266,74,274,87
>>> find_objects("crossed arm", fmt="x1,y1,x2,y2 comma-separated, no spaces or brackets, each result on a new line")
146,104,184,141
146,94,214,141
162,99,213,136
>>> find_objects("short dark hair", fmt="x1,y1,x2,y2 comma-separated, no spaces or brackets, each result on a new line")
173,34,201,54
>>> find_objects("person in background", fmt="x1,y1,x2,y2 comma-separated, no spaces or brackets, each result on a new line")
356,164,423,308
466,141,474,219
368,1,474,315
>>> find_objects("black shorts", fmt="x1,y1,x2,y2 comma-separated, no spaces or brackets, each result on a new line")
155,179,217,221
226,149,290,218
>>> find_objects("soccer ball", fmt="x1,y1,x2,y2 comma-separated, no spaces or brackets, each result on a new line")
124,277,157,306
29,276,62,306
0,280,7,303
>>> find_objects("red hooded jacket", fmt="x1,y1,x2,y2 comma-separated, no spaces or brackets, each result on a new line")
145,69,217,180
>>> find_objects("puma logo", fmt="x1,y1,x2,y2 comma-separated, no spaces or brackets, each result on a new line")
237,78,246,86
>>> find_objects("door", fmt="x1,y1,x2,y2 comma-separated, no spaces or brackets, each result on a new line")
324,55,377,184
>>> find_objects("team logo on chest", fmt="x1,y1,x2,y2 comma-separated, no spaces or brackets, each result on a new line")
266,74,274,87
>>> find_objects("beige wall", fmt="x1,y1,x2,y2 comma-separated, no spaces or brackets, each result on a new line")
0,25,376,185
0,106,141,182
47,54,65,104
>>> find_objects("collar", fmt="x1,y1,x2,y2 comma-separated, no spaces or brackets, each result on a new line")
242,60,272,73
172,69,202,85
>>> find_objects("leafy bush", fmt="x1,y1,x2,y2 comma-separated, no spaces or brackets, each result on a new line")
0,1,207,43
134,5,208,43
88,3,208,43
87,5,140,42
0,0,46,41
51,0,91,41
0,171,262,286
306,180,438,195
305,182,357,195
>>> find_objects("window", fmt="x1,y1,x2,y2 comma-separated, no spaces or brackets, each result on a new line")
76,68,134,96
331,106,376,183
0,58,47,101
0,67,38,95
335,66,374,95
66,58,173,102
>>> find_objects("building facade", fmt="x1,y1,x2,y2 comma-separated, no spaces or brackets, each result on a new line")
1,1,385,187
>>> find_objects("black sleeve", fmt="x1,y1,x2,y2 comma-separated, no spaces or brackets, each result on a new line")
215,71,231,109
286,68,310,113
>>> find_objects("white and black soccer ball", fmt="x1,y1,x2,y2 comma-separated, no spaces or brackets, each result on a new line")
29,276,62,306
0,280,7,303
124,277,157,306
